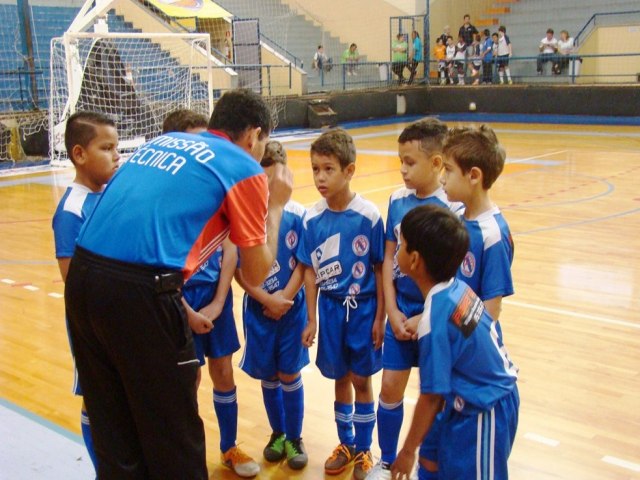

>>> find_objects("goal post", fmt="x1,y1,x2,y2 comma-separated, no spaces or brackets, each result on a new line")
49,31,213,165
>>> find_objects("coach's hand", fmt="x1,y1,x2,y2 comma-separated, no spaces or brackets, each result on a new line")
264,162,293,209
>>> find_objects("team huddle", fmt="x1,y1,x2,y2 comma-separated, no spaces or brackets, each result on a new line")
53,89,519,480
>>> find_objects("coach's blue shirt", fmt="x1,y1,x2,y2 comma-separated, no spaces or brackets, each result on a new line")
76,131,268,279
298,194,384,298
418,278,518,413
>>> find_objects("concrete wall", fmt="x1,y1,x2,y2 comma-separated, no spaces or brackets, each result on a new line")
279,0,405,61
578,25,640,84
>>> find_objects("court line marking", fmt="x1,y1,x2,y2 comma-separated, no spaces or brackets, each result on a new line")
601,456,640,472
48,292,63,299
503,299,639,330
1,278,15,284
514,207,640,236
523,432,560,447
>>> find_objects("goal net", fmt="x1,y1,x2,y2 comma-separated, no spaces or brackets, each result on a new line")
49,31,213,165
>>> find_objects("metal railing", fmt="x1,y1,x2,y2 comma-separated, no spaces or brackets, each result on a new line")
575,10,640,46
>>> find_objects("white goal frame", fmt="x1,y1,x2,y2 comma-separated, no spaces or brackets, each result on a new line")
49,31,213,165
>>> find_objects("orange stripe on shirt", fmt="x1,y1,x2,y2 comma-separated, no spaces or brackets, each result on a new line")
183,212,229,280
226,174,268,248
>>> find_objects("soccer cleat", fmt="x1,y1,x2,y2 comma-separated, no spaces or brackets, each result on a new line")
263,432,286,462
284,437,308,470
353,450,374,480
366,460,392,479
324,443,355,475
221,445,260,478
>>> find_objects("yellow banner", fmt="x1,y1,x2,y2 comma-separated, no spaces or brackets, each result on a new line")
148,0,231,18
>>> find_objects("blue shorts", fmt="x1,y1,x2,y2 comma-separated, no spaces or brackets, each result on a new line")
496,55,510,68
316,294,382,379
239,290,310,379
381,321,419,370
183,284,240,364
420,387,520,479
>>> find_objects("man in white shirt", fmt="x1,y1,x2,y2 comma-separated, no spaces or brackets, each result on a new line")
537,28,558,74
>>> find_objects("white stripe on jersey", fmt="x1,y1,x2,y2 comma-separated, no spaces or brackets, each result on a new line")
63,183,93,217
198,227,230,264
303,194,380,227
476,206,504,251
418,279,453,340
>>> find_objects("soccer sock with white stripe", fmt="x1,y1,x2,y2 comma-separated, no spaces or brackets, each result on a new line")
353,401,376,453
377,397,404,464
80,409,98,469
261,379,285,434
213,387,238,453
281,376,304,440
334,401,355,446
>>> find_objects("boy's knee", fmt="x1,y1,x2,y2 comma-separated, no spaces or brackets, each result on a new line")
278,372,300,384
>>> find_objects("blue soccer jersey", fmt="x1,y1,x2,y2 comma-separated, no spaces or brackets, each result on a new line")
298,195,384,298
386,187,462,316
418,278,518,411
182,246,224,308
53,183,102,259
76,131,268,280
457,206,514,302
260,200,306,293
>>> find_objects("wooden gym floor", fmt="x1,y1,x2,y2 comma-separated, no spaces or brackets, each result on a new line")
0,119,639,479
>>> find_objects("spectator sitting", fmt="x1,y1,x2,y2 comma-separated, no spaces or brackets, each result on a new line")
341,43,360,76
391,33,408,84
313,45,332,72
537,28,558,75
555,30,576,74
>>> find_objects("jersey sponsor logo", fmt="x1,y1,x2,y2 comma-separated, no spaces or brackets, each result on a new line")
316,260,342,284
352,235,370,257
351,261,366,279
348,283,361,296
286,230,298,250
460,251,476,278
450,287,483,338
288,256,297,271
266,260,281,279
312,233,341,270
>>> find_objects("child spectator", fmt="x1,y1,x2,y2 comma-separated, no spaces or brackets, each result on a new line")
445,35,455,84
164,110,261,479
314,45,332,72
555,30,576,74
453,35,467,85
433,37,447,85
52,111,120,474
440,125,514,322
496,26,513,84
341,43,360,76
390,204,519,480
470,33,482,84
480,29,494,84
368,118,462,480
235,140,310,471
299,128,385,480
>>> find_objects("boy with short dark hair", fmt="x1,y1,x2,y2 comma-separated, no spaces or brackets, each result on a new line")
52,111,120,473
162,108,208,134
390,204,519,480
236,140,310,471
369,117,462,479
298,128,385,480
440,125,514,322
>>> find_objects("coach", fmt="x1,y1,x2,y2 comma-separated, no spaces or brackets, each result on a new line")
65,89,292,479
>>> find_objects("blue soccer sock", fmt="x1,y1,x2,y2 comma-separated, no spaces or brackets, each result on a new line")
261,379,285,434
334,401,354,446
80,409,98,470
213,387,238,453
281,376,304,440
377,397,404,464
353,401,376,453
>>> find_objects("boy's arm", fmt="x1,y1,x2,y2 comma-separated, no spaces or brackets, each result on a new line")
391,393,444,479
382,240,412,340
57,258,71,283
483,296,503,322
199,238,237,321
372,262,385,350
281,262,305,300
301,266,317,347
261,262,305,320
181,297,214,334
234,267,292,321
